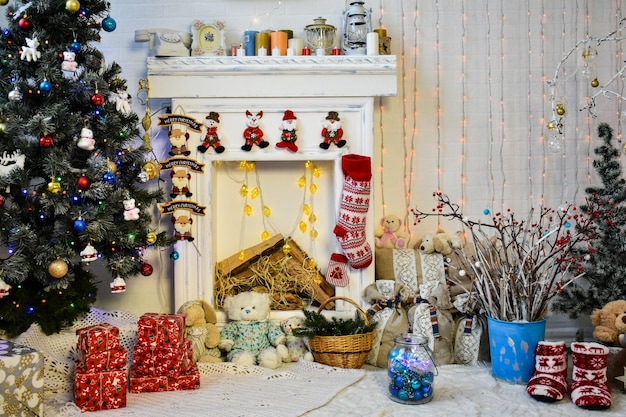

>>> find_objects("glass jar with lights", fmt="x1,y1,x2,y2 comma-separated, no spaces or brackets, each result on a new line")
304,17,336,55
387,333,436,404
341,1,372,55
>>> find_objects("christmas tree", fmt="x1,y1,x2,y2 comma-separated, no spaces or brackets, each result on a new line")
553,123,626,318
0,0,170,336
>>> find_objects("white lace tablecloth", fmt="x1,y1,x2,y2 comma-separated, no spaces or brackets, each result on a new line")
9,308,626,417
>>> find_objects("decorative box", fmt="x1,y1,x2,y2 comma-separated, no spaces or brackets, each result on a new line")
76,322,121,355
129,365,200,393
74,368,128,412
0,340,44,417
78,346,128,372
137,313,185,347
133,340,193,377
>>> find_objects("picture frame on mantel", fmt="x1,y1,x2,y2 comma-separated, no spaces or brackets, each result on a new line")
191,20,226,56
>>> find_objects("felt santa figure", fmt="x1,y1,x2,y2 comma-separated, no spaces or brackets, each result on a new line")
169,128,191,156
320,111,346,149
170,168,193,198
198,111,225,153
242,110,269,151
276,110,299,153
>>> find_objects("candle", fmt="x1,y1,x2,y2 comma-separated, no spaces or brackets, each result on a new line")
270,31,288,56
272,47,281,57
366,32,379,56
288,38,304,56
316,48,325,56
301,47,311,56
243,30,258,57
256,31,270,55
257,47,267,56
287,48,294,56
237,48,245,57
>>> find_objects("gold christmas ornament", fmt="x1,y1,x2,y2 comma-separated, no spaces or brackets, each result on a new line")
107,159,117,173
0,0,9,6
65,0,80,13
146,231,157,245
547,121,557,130
143,160,159,180
48,259,69,278
556,103,566,116
591,78,599,88
47,179,61,194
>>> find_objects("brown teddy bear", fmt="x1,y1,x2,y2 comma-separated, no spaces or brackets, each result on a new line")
590,299,626,347
177,299,223,362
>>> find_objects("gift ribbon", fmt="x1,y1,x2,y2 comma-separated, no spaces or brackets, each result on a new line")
366,294,401,316
405,297,440,338
463,312,476,335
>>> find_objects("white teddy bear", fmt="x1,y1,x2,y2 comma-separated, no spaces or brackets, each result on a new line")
123,198,140,221
219,291,288,369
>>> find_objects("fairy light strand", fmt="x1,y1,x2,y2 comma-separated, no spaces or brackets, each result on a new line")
526,2,534,207
498,2,506,211
485,0,496,212
435,0,442,219
377,0,387,219
539,1,546,206
560,0,568,205
460,0,467,211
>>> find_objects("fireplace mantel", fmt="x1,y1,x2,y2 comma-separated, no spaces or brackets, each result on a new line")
147,56,397,99
146,56,396,318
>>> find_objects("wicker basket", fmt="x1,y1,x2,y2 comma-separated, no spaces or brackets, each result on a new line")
307,296,374,369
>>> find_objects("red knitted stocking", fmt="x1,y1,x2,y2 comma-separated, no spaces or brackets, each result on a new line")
332,154,372,270
570,342,612,410
525,341,568,402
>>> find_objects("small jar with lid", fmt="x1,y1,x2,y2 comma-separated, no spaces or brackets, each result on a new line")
387,333,436,404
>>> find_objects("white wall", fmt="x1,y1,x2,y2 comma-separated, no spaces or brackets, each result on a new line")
2,1,622,335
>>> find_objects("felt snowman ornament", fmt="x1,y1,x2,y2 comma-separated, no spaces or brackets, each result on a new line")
198,111,224,153
61,51,78,79
276,110,298,152
77,127,95,151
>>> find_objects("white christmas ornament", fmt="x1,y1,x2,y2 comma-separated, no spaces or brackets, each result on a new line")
123,198,140,220
80,243,98,263
0,277,11,298
20,37,41,62
0,150,25,177
77,127,95,151
110,276,126,293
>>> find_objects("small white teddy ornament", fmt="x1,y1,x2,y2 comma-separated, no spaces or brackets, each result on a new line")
123,198,140,221
61,51,78,79
77,127,95,151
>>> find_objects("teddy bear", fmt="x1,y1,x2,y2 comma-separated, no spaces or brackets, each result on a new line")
417,229,464,256
590,299,626,347
375,214,408,249
77,127,96,151
122,198,140,221
177,299,222,363
219,291,288,368
280,316,314,362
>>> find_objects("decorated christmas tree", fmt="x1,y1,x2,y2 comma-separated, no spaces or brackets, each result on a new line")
553,123,626,318
0,0,170,336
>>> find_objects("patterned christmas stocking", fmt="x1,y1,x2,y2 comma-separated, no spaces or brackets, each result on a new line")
570,342,612,410
525,341,568,402
325,253,349,287
332,154,372,269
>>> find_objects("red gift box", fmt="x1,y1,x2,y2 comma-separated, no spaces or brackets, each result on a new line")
76,323,121,355
74,368,127,412
137,313,185,347
133,340,193,377
78,346,128,372
129,365,200,393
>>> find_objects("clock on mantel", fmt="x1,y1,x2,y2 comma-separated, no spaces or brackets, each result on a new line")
146,55,397,321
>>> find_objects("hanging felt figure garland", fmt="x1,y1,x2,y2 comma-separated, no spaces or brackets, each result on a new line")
320,111,346,149
242,110,269,151
276,110,299,153
198,111,225,153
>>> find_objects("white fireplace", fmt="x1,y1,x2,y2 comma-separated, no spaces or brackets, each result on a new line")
146,55,397,320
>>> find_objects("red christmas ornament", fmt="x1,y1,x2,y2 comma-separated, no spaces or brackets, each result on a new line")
76,175,91,190
0,195,4,206
18,17,32,31
140,262,153,276
39,135,54,147
90,93,105,106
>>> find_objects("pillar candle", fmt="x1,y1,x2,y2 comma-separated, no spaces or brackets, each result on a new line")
288,38,304,56
366,32,379,56
270,31,288,56
256,31,270,55
257,47,267,57
243,30,258,57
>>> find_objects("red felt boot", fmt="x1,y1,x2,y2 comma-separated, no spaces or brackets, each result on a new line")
570,342,612,410
526,341,568,402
